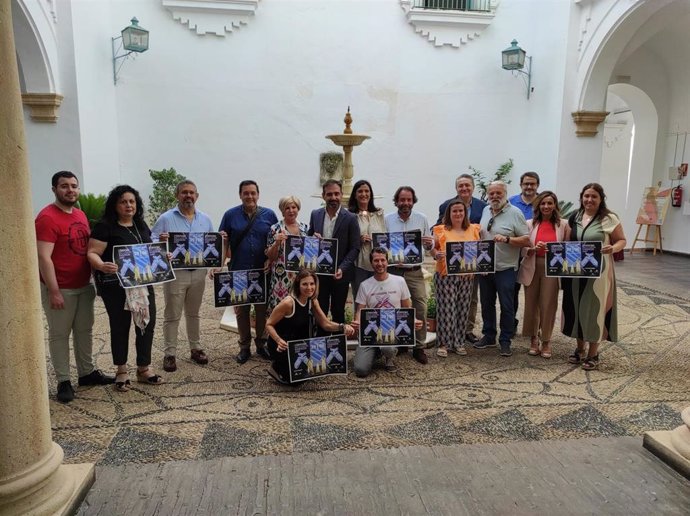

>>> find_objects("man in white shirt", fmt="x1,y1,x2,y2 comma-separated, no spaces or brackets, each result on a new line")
352,247,422,377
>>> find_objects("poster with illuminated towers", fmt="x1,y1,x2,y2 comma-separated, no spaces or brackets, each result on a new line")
445,240,496,275
168,232,223,268
545,241,602,278
113,242,176,288
359,308,415,347
284,235,339,276
287,334,347,383
213,269,267,307
371,231,423,265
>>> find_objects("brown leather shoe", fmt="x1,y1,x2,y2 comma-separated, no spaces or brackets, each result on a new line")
190,349,209,365
412,348,428,365
163,355,177,372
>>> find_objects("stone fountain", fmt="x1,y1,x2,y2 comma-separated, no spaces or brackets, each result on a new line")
326,107,370,203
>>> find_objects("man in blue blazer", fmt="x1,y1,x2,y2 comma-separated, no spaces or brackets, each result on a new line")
308,179,361,325
436,174,487,343
436,174,487,225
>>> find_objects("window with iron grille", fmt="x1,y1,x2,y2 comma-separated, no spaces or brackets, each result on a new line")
416,0,491,11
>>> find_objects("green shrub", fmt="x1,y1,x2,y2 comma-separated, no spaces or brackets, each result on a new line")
148,167,186,223
77,193,106,227
469,159,514,201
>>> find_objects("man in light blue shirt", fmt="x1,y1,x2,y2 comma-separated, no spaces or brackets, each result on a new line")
385,186,433,365
507,171,539,331
152,180,215,373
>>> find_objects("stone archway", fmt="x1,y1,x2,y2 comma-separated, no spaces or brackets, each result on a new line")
12,0,63,121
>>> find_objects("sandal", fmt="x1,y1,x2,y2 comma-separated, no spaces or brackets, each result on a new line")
528,337,540,356
136,368,164,385
568,349,584,364
582,355,599,371
114,372,131,392
540,342,552,359
436,346,448,358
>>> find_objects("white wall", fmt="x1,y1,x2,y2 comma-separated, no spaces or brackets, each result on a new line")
51,0,571,226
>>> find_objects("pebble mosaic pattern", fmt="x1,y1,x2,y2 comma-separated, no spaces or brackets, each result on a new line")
48,279,690,465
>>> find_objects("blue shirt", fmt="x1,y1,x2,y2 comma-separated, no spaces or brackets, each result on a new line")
508,194,534,221
151,206,214,241
218,205,278,270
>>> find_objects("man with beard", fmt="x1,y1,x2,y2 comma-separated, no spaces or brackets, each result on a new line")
36,171,114,403
219,180,278,364
508,171,540,331
351,247,423,377
436,174,487,343
308,179,360,326
475,181,530,357
385,186,433,364
152,180,215,372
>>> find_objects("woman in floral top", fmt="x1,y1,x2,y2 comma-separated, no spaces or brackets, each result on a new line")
265,196,308,314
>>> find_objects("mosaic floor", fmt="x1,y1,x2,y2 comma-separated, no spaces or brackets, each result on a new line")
49,275,690,466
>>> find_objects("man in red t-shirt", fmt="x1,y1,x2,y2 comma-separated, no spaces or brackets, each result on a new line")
36,171,114,403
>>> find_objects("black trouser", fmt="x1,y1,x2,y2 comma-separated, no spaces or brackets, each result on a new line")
514,282,521,326
267,338,293,383
317,275,350,325
100,284,156,367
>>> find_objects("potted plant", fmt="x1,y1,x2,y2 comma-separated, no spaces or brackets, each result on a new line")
426,294,437,332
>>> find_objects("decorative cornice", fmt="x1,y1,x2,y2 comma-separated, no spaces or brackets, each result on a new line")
400,0,498,48
21,93,63,123
571,110,609,137
162,0,259,36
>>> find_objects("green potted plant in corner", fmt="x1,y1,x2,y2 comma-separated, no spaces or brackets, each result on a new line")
426,293,437,333
77,193,106,226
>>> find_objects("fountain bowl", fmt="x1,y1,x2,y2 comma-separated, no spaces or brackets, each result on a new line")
326,134,371,147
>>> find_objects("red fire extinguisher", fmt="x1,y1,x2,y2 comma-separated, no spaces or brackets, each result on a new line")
672,184,683,207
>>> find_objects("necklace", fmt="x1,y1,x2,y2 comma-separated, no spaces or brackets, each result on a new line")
119,222,142,243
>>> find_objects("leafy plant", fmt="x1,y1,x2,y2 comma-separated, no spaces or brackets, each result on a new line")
148,167,186,223
469,159,514,201
77,193,106,226
558,200,577,218
426,295,436,320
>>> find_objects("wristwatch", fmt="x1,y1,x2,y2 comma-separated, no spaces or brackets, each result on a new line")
506,236,511,244
339,323,345,332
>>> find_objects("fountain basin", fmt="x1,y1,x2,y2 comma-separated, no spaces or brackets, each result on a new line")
326,134,370,147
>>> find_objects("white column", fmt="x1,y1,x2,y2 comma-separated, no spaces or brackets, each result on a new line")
644,407,690,480
0,0,94,514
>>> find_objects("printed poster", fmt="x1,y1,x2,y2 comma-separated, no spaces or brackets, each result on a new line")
371,231,423,265
287,334,348,383
213,269,267,307
113,242,176,288
545,241,602,278
636,187,671,226
284,235,338,275
445,240,495,275
168,232,223,269
359,308,416,347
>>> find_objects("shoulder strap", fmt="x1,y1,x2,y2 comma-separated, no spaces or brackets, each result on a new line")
229,209,259,268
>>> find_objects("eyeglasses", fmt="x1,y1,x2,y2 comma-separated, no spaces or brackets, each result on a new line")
487,217,494,232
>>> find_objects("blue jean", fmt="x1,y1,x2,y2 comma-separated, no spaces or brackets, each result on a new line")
479,268,517,346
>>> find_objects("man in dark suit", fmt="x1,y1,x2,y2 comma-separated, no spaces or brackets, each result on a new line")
308,179,361,324
437,173,487,343
437,173,487,225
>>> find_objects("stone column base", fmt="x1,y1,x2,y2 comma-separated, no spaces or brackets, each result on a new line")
643,407,690,481
0,448,94,516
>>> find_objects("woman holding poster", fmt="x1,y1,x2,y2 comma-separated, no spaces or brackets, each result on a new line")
265,196,308,314
347,180,386,299
431,200,481,356
265,269,354,385
87,185,163,392
561,183,626,370
518,191,570,359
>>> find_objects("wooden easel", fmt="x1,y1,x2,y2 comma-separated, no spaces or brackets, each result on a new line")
629,224,663,255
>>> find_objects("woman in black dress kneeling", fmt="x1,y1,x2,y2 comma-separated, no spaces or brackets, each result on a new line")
265,269,354,385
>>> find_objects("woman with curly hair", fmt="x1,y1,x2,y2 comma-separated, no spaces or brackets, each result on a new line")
87,185,163,391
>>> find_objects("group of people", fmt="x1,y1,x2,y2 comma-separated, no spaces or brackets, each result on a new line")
36,169,626,400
